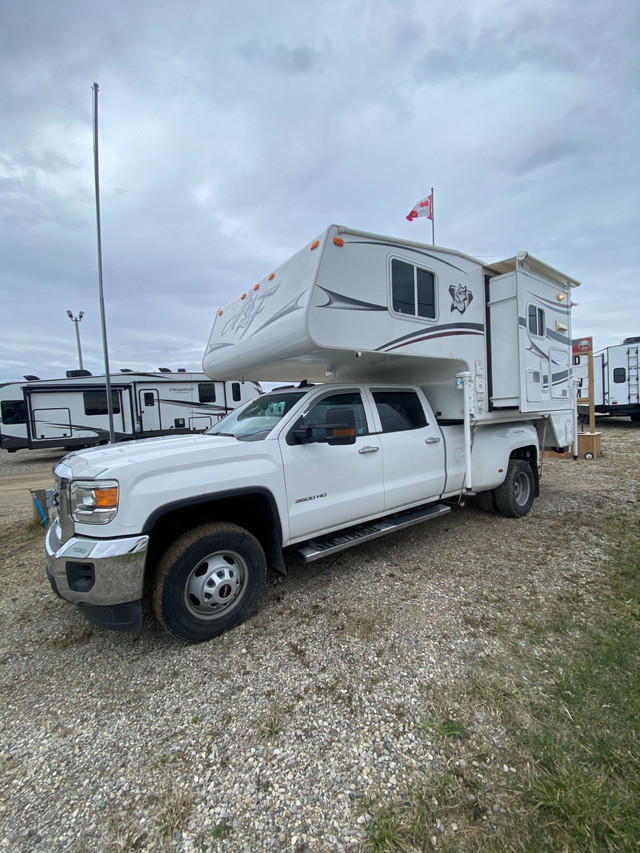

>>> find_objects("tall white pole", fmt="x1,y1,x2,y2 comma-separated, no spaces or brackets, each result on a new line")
92,83,115,444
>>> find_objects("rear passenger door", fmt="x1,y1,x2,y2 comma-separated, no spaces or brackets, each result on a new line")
369,388,445,511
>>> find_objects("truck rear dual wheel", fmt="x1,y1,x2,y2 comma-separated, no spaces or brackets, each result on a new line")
152,522,267,643
494,459,535,518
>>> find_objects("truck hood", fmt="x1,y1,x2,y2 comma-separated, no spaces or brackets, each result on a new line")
55,434,240,480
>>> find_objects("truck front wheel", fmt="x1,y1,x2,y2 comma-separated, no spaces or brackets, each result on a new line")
494,459,535,518
152,522,267,643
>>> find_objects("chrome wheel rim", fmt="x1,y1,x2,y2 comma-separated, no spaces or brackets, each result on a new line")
514,471,531,506
185,550,248,620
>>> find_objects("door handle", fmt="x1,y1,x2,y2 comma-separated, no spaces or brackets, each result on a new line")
359,445,380,454
425,436,441,444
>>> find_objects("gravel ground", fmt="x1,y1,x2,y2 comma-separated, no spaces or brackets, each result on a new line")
0,421,639,852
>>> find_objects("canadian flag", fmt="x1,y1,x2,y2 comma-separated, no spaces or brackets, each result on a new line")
406,194,433,222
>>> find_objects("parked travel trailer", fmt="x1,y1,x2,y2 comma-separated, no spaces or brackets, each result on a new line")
45,226,579,642
574,338,640,423
1,371,262,452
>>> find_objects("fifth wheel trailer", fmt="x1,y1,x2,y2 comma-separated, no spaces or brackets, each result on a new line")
574,338,640,423
0,371,262,452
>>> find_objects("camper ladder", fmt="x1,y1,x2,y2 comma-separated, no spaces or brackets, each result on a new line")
629,346,639,404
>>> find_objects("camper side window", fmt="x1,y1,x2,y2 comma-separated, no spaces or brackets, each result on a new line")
613,368,626,383
1,400,27,425
198,383,216,403
528,305,545,337
83,391,121,416
232,383,241,402
391,259,435,320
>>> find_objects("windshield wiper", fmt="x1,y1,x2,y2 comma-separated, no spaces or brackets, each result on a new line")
209,432,237,438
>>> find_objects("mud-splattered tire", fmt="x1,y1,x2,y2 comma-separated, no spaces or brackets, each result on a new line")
494,459,535,518
152,523,267,643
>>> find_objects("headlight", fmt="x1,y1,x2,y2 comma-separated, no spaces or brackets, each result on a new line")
70,480,119,524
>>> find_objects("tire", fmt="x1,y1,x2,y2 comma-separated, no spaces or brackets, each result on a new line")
152,522,267,643
494,459,535,518
476,489,498,513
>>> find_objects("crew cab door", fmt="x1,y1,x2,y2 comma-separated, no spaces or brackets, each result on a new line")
368,388,446,510
280,390,384,541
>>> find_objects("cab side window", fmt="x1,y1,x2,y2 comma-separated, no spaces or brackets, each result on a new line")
373,390,427,432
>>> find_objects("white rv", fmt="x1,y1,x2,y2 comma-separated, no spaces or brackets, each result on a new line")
1,371,262,452
574,338,640,423
44,225,579,643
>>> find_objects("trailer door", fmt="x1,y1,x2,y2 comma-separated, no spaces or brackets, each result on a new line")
138,388,161,432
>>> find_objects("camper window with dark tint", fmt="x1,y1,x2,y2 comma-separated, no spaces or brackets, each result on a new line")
528,304,545,337
83,390,121,416
1,400,26,425
391,259,436,319
198,383,216,403
232,383,241,402
613,368,626,383
372,391,427,432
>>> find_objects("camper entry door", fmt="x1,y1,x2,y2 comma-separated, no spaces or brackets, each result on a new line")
138,388,161,432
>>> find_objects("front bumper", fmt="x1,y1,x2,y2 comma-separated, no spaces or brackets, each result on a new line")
45,521,149,630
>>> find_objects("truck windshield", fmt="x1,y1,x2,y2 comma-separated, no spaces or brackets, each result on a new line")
206,390,308,441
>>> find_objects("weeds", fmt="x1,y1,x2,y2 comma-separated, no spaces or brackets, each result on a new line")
365,513,640,852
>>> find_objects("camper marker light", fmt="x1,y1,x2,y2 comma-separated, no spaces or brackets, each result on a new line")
556,292,566,301
253,284,260,291
333,237,344,247
268,273,275,280
310,240,319,250
218,310,223,316
241,293,247,300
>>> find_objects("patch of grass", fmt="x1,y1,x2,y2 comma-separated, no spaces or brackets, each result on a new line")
364,513,640,853
0,520,46,559
418,716,470,742
156,791,194,840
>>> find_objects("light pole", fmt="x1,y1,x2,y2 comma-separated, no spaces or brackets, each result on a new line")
66,310,84,370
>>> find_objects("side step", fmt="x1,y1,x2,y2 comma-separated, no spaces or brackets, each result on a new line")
295,503,451,563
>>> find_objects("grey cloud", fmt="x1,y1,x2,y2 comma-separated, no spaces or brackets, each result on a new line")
237,40,327,75
514,139,589,176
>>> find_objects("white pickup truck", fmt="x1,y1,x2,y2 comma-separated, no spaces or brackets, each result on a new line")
45,381,539,642
45,225,579,642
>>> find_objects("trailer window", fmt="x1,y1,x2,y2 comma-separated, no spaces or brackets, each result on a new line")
231,383,241,402
373,391,427,432
1,400,26,425
391,259,435,319
198,383,216,403
83,391,121,416
613,368,626,383
528,304,545,337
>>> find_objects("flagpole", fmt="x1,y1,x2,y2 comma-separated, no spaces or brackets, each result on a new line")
431,186,435,245
92,82,115,445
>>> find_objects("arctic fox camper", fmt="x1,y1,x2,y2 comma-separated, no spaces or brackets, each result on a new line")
575,338,640,423
1,371,261,452
45,226,579,642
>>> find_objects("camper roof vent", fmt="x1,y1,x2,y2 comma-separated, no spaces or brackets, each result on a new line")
158,367,171,372
177,368,186,373
120,368,133,373
23,375,40,381
622,336,640,345
66,369,93,377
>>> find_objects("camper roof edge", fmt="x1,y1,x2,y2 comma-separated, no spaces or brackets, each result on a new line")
486,250,581,289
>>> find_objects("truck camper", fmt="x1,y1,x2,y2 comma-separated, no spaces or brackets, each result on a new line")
205,224,578,449
1,371,261,452
45,226,579,643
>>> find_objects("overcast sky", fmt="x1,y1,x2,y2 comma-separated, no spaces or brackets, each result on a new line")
1,0,638,384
